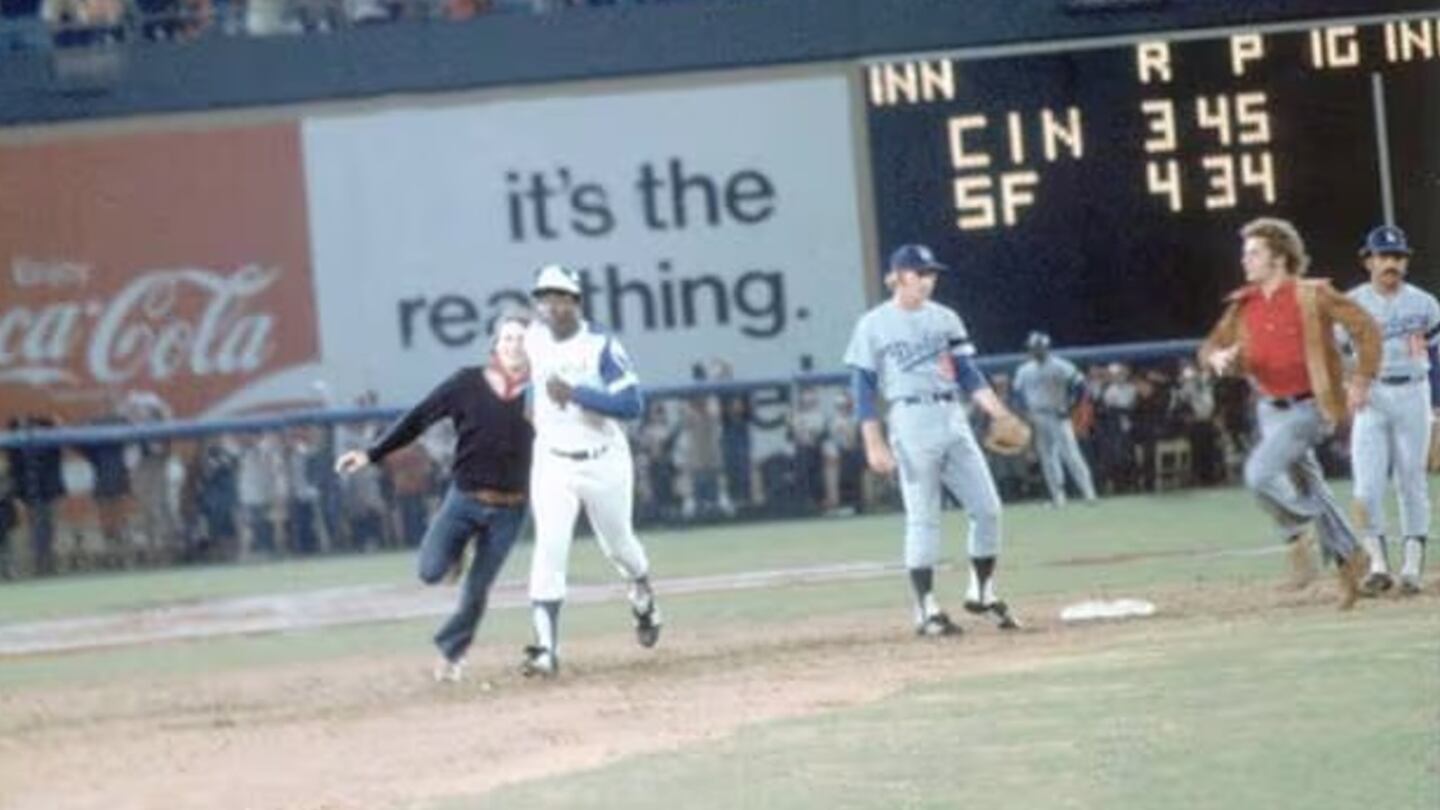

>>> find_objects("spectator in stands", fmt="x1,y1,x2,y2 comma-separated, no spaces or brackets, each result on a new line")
383,439,434,547
244,0,287,34
45,0,125,46
1096,362,1139,493
289,0,343,32
6,415,65,576
77,401,133,562
135,0,182,40
1130,369,1172,491
1173,361,1223,485
236,432,282,556
1212,375,1254,483
213,0,242,33
338,419,390,550
285,427,324,554
823,389,865,514
191,436,240,560
679,363,727,518
124,391,180,558
712,359,754,511
439,0,486,20
176,0,212,37
0,452,17,579
787,385,827,511
636,400,679,523
2,0,48,51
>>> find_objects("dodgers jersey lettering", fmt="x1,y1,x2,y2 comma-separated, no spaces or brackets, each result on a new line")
843,300,973,401
1346,283,1440,379
526,321,637,450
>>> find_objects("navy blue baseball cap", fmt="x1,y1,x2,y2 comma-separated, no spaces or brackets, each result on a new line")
888,243,948,273
1359,225,1412,256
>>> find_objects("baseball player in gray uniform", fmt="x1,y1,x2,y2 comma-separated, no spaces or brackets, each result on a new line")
1013,331,1098,507
1345,225,1440,595
844,244,1026,635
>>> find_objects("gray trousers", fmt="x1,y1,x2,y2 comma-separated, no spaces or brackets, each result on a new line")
889,401,1002,567
1244,399,1357,558
1350,379,1433,538
1031,412,1097,503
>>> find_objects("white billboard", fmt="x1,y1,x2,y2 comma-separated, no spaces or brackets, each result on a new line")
301,75,866,404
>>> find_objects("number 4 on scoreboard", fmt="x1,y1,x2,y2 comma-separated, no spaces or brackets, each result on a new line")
1146,151,1275,212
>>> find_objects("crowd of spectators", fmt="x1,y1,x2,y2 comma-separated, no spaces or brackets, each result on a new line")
0,0,697,51
3,352,1425,580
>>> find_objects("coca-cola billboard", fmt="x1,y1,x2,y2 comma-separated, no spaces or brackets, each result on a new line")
0,125,319,422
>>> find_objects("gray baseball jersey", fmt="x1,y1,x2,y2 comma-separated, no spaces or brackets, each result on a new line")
843,299,1000,566
1346,282,1440,379
1013,356,1081,415
842,300,973,401
1014,355,1095,504
1346,281,1438,540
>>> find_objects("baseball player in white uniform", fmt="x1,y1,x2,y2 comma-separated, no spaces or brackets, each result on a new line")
844,244,1026,636
1345,225,1440,595
522,264,661,677
1013,331,1098,507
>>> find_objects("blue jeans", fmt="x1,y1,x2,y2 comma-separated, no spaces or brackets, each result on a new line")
420,487,525,663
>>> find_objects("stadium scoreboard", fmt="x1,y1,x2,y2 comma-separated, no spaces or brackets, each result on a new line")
863,13,1440,351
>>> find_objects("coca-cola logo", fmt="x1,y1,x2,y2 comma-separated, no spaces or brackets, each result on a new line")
0,263,280,388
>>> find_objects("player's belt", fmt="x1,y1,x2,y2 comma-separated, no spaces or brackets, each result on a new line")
550,445,610,461
896,391,957,406
467,488,526,507
1378,374,1422,386
1265,392,1314,410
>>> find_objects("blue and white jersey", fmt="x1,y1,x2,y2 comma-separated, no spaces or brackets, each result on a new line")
843,300,973,401
526,320,639,450
1014,356,1081,415
1346,282,1440,379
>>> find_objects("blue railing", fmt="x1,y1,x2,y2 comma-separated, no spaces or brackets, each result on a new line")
0,338,1199,449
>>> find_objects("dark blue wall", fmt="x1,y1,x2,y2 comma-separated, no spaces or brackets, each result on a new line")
0,0,1433,125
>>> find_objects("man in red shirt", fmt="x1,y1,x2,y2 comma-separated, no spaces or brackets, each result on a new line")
1200,217,1382,609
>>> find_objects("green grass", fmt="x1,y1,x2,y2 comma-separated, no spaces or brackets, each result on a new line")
4,478,1433,623
457,607,1440,810
2,479,1437,809
2,479,1435,693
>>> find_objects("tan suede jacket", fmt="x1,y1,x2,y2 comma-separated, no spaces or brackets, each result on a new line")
1198,277,1381,424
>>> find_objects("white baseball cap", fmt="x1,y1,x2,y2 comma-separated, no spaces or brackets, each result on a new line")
532,264,582,297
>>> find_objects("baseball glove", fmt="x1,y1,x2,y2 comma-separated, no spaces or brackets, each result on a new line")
983,413,1032,456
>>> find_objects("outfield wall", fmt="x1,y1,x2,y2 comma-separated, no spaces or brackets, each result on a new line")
4,5,1440,424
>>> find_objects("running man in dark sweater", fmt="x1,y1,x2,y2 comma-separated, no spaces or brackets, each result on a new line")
336,314,533,683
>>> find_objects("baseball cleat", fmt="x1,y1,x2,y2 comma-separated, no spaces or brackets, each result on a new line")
633,604,662,649
1360,571,1393,596
915,612,963,637
964,599,1022,631
1398,574,1423,595
520,645,558,678
432,656,465,684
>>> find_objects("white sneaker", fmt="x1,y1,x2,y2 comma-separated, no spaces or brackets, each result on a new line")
433,657,465,683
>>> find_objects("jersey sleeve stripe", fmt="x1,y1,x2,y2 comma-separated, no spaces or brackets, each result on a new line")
605,373,639,394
